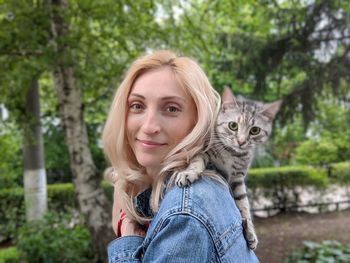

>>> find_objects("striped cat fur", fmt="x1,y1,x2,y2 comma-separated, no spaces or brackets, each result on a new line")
175,87,282,250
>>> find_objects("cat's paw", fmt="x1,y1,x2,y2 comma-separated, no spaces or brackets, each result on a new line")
174,170,200,187
242,218,258,250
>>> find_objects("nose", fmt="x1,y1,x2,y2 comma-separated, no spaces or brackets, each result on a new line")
142,110,161,134
237,138,246,146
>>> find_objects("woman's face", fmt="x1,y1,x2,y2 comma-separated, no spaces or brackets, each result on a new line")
127,67,197,176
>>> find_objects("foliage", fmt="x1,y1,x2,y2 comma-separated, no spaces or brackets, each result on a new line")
0,122,22,189
248,166,328,189
87,123,108,175
16,211,94,263
283,240,350,263
248,165,328,212
47,183,76,211
0,1,349,184
0,0,169,186
295,139,339,166
0,2,350,259
0,182,113,241
162,0,350,125
47,182,113,210
294,97,350,166
156,0,350,169
0,2,165,257
43,122,72,183
269,116,306,166
0,247,19,263
330,162,350,185
0,187,25,242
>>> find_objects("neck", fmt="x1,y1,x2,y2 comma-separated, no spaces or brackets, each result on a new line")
145,167,159,183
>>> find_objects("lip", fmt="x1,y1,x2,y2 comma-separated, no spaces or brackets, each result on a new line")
137,139,167,149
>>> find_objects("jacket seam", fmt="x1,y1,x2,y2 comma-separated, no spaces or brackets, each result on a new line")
149,210,224,263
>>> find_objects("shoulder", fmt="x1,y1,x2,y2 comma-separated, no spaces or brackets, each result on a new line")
163,172,238,213
147,173,248,258
155,172,242,235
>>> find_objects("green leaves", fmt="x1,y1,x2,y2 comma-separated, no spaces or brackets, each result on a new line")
160,0,350,131
0,122,22,188
0,247,19,263
248,165,329,189
16,211,94,263
284,240,350,263
295,139,339,166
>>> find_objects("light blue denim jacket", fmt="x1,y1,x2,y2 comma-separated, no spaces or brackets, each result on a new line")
108,175,259,263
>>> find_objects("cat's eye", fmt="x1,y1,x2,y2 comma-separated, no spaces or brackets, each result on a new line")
250,127,261,135
228,122,238,131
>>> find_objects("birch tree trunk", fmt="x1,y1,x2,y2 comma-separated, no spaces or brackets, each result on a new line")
48,1,113,261
23,77,48,221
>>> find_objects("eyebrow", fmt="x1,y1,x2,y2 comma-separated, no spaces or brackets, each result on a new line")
128,93,145,99
128,93,186,102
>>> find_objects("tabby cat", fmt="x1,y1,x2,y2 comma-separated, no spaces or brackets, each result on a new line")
175,87,282,250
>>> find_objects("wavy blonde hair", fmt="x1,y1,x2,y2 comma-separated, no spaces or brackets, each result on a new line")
102,50,220,223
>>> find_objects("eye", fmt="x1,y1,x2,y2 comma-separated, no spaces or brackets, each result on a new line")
129,103,143,112
250,127,261,135
228,122,238,131
166,106,179,113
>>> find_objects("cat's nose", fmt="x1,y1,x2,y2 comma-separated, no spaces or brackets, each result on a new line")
237,139,246,146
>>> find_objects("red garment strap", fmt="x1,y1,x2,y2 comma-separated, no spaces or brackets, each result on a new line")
117,210,127,237
116,209,150,237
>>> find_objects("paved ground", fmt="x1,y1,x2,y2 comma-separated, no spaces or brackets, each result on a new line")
254,209,350,263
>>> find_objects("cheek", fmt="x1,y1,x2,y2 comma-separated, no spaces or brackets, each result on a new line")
126,115,138,134
168,120,194,145
170,128,190,145
126,117,138,146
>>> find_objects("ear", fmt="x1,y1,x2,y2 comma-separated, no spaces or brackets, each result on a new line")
261,100,283,121
222,86,239,112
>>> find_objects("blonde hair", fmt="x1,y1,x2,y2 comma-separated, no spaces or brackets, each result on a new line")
102,50,220,223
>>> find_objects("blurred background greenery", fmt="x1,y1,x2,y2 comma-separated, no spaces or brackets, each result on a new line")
0,0,349,262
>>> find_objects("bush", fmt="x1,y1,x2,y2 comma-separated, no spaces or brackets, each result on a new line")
0,182,113,242
47,182,113,211
0,247,19,263
16,212,94,263
0,184,76,242
295,139,339,166
47,183,76,211
247,166,328,212
330,161,350,185
0,188,25,242
248,165,328,189
0,131,22,189
283,240,350,263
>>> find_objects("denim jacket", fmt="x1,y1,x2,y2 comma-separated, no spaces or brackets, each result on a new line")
108,175,259,263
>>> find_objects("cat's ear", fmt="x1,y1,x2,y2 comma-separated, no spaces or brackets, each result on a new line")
222,86,239,112
261,100,283,121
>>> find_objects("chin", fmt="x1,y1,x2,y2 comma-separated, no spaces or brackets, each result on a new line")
136,157,162,170
234,145,249,151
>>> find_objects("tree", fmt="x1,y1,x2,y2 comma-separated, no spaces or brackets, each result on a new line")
0,0,50,221
47,0,166,260
294,95,350,165
160,0,350,128
47,1,113,259
1,0,165,260
23,77,48,221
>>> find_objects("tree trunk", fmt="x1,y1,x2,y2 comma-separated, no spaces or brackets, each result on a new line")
23,77,48,221
48,1,113,261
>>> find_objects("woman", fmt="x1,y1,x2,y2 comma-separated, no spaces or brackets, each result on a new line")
102,50,259,262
